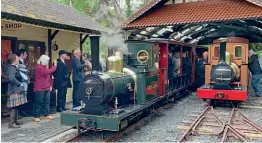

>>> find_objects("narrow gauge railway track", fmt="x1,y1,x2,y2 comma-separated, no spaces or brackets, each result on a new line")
67,102,175,142
178,106,262,142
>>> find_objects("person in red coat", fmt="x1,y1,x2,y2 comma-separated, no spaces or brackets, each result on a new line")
33,55,57,122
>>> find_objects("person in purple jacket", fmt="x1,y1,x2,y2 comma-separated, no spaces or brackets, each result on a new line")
33,55,57,122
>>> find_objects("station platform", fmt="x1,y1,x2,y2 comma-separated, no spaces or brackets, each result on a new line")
1,104,76,142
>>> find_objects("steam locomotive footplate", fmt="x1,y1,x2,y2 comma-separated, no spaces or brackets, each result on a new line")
109,109,125,114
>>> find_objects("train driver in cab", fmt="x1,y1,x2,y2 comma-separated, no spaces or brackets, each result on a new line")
196,51,208,88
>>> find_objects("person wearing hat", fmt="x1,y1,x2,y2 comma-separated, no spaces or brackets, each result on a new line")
53,50,71,112
248,49,262,97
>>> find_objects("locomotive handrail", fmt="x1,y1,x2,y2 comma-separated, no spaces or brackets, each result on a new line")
132,64,148,68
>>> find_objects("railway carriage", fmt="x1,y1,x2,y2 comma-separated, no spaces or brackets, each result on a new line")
197,37,249,103
61,40,206,132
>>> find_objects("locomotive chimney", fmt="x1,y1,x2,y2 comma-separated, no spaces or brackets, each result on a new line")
219,41,226,62
90,36,100,71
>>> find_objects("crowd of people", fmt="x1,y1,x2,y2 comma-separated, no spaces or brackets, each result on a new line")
2,47,261,128
168,51,192,84
4,48,108,128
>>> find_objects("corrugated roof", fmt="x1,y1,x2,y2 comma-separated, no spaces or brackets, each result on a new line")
1,0,110,34
123,0,262,29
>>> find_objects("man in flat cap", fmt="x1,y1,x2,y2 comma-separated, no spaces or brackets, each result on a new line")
53,50,71,112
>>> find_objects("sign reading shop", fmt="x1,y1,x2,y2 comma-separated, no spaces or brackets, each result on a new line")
1,23,23,31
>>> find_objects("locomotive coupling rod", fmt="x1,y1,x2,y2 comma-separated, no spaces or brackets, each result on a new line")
179,106,211,142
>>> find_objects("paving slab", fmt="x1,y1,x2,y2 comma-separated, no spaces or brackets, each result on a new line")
1,105,74,142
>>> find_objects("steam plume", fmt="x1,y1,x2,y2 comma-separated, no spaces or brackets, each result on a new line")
93,4,128,54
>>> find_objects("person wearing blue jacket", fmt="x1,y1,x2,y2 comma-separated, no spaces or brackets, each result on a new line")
248,50,262,97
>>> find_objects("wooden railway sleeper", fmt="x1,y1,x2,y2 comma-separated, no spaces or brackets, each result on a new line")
221,124,247,143
179,106,211,142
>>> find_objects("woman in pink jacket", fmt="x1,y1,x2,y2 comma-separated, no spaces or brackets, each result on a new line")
33,55,57,122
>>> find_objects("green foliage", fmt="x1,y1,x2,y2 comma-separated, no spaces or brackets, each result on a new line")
250,43,260,53
52,0,152,55
125,0,133,18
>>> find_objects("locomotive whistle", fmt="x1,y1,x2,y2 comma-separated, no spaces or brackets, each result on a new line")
115,97,118,113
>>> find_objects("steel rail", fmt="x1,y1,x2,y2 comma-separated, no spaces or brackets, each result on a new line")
221,108,247,143
179,106,211,142
104,103,173,142
220,108,235,142
237,109,262,134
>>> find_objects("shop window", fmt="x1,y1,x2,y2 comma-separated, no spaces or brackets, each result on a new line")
235,46,242,58
214,47,220,57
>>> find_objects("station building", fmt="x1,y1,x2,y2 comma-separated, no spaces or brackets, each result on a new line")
1,0,108,114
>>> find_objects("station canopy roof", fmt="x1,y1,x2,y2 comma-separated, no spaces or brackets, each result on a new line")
123,0,262,45
1,0,110,34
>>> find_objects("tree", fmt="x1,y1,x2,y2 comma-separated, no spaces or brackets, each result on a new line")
125,0,133,18
52,0,152,55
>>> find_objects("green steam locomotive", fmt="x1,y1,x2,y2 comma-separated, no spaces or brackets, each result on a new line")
61,41,160,131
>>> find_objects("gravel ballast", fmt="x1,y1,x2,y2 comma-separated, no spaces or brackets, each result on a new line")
119,93,262,142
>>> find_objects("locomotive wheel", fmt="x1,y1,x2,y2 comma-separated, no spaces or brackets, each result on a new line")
210,99,217,107
232,101,239,108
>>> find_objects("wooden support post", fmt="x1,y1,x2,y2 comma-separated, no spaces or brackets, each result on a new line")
48,29,52,67
80,34,83,60
48,29,59,67
48,29,59,114
80,34,89,45
192,47,196,83
180,46,183,75
80,34,89,60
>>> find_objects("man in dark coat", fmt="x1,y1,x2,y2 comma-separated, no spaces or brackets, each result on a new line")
54,50,71,112
168,52,175,79
182,52,192,83
196,51,208,88
17,49,30,117
248,50,262,97
72,49,87,108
